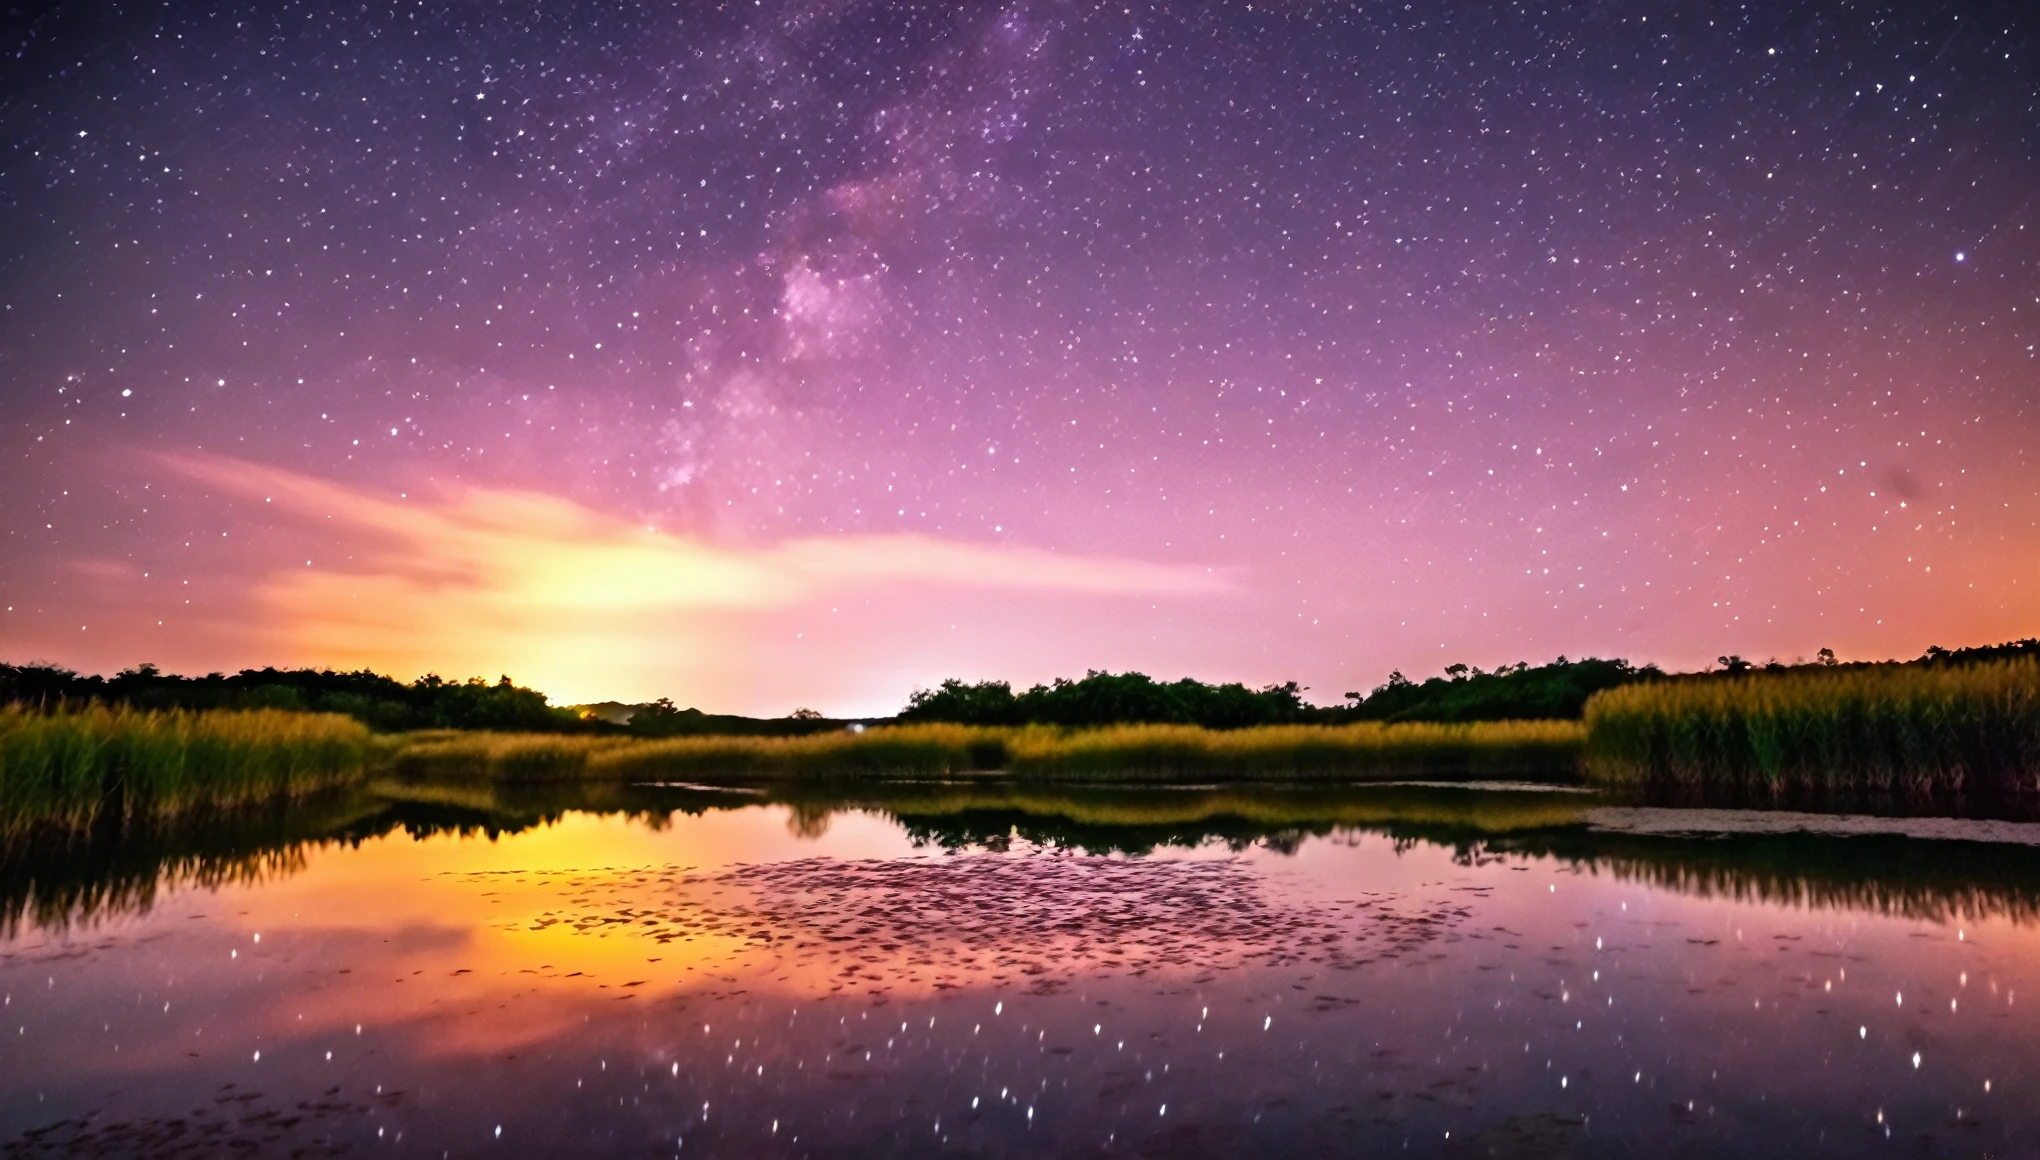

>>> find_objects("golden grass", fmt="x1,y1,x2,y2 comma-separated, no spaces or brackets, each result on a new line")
389,730,642,780
376,723,975,781
1002,720,1581,781
1583,658,2040,795
384,719,1584,784
0,705,378,835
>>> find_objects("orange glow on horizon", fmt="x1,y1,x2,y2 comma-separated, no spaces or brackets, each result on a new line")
156,453,1231,709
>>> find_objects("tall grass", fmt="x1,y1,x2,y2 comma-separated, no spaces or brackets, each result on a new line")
1001,720,1581,781
1583,658,2040,796
390,729,642,781
597,722,998,780
460,723,997,781
0,705,377,835
390,719,1584,784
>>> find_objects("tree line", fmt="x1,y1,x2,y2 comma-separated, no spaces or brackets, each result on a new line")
5,638,2033,732
898,659,1650,728
899,671,1311,728
902,639,2040,729
0,663,582,732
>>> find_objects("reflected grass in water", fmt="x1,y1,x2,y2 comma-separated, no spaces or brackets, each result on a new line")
778,780,1597,854
1496,828,2040,926
0,778,684,937
11,780,2040,1159
817,783,2040,925
1585,657,2040,795
16,776,2040,937
0,787,388,937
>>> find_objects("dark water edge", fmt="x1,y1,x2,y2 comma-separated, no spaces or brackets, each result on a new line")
12,777,2040,936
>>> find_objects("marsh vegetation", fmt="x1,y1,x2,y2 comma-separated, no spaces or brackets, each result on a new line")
5,642,2040,834
17,776,2040,938
1584,656,2040,797
386,718,1585,783
0,705,376,837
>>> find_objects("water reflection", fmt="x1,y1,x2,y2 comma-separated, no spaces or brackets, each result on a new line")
0,781,683,937
4,780,2039,1157
12,780,2040,934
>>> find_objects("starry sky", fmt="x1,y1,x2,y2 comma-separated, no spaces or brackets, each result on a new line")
2,0,2037,713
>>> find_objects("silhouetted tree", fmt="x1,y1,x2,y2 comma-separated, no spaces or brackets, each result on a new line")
901,671,1307,729
1342,657,1656,722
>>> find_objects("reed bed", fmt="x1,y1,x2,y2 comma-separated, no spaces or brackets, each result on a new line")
389,730,642,781
1583,658,2040,795
592,723,993,781
390,719,1584,784
0,705,377,835
1001,720,1582,781
385,725,976,782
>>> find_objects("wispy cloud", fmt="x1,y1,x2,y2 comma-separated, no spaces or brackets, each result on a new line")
162,454,1227,706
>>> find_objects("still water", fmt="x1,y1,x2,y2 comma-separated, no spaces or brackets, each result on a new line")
3,780,2038,1157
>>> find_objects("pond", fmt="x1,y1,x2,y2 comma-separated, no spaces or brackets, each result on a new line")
3,779,2037,1157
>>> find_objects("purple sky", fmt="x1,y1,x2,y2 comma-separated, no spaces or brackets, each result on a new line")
3,0,2036,712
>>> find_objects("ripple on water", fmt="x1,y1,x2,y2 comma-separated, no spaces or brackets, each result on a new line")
508,852,1470,996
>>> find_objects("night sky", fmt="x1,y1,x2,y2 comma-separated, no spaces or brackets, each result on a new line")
2,0,2036,713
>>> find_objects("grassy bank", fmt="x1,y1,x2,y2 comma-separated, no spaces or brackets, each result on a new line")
16,653,2038,820
1583,657,2040,796
0,706,378,836
389,719,1585,783
1,712,1582,836
1001,720,1581,781
391,723,1004,781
